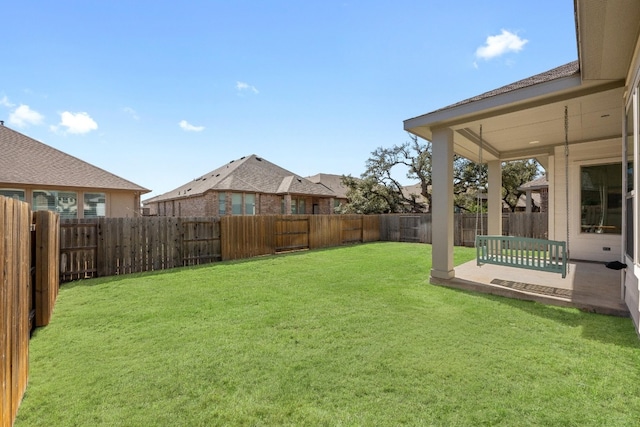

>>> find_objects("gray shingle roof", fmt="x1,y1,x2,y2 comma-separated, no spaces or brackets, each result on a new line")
519,175,548,191
146,154,335,203
429,60,580,114
0,125,150,192
306,173,350,199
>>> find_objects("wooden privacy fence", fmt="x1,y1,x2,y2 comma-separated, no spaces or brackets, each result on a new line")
381,213,548,246
58,213,547,281
32,211,61,328
60,217,222,280
1,199,58,427
59,215,381,281
379,214,433,243
58,213,546,282
221,214,380,259
1,197,30,427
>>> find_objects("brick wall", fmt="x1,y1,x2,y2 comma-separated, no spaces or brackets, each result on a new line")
145,190,336,216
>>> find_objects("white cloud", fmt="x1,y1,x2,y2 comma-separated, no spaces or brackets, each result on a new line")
179,120,205,132
123,107,140,120
475,29,528,61
53,111,98,134
0,96,15,108
9,104,44,127
236,81,259,94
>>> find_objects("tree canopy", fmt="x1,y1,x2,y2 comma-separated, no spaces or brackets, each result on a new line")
338,135,540,214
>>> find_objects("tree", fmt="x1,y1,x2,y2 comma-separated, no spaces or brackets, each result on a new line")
501,159,539,212
358,134,432,212
340,135,539,214
453,155,487,213
336,175,403,214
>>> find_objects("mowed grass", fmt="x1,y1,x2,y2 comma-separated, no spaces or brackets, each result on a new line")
15,242,640,426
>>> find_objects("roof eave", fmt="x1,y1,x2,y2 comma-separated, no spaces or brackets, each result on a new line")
404,74,583,140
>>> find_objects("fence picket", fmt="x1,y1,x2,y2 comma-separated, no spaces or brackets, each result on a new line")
1,197,31,427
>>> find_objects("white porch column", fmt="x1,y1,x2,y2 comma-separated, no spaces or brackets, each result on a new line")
487,160,502,236
431,128,455,280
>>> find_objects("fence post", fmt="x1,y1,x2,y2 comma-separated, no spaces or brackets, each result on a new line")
34,211,60,327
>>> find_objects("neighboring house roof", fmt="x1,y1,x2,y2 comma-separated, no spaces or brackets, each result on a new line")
402,183,428,203
145,154,335,203
306,173,350,199
0,124,150,193
518,175,548,192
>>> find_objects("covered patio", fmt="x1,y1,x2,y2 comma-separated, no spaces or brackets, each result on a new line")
434,259,628,317
403,1,640,325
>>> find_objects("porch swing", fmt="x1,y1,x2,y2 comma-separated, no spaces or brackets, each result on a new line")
475,107,569,278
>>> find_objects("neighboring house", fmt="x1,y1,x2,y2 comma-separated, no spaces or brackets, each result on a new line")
306,173,350,211
143,154,337,216
518,175,548,213
401,183,429,212
404,2,640,331
0,124,149,218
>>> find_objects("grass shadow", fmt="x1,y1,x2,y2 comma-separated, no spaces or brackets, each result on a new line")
438,284,640,348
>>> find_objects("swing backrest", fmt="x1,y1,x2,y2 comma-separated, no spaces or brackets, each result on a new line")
476,235,567,278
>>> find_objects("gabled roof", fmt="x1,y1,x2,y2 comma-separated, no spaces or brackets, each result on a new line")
306,173,350,199
0,125,149,193
145,154,335,203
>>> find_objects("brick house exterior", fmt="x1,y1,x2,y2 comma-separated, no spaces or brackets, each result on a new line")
143,155,337,216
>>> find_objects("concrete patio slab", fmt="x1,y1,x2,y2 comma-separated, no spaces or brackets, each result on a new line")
431,259,629,317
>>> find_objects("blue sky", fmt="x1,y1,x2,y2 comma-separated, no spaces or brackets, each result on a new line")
1,1,577,198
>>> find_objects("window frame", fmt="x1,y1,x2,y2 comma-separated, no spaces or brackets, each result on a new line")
579,162,623,235
83,192,106,218
0,188,26,201
231,193,243,215
32,190,78,219
218,193,226,216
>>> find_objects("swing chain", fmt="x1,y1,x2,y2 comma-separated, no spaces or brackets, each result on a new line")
564,106,571,268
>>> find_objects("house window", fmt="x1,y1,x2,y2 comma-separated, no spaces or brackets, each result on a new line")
219,193,226,215
33,190,78,219
231,193,242,215
289,197,306,214
83,192,106,218
245,194,256,215
0,189,25,201
580,163,622,234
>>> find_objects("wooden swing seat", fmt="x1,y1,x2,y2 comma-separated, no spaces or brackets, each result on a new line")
476,235,567,278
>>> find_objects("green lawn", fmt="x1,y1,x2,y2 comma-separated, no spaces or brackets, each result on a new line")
16,242,640,426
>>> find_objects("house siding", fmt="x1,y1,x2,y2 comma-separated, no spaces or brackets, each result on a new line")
552,138,623,262
625,33,640,334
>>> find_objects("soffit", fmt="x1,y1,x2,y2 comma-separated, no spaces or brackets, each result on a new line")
577,0,640,80
406,78,624,164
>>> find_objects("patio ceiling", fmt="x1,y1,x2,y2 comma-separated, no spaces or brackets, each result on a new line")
404,0,640,169
404,77,625,167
